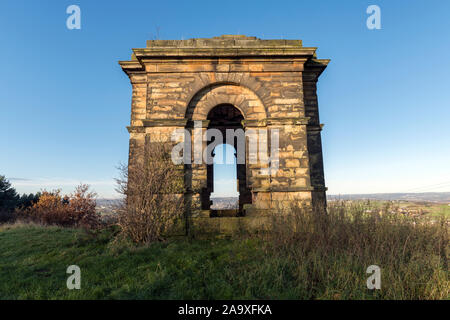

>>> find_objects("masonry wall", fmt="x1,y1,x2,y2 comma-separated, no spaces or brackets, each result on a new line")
122,36,329,217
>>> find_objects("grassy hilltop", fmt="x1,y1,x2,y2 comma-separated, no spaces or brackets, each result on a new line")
1,202,448,300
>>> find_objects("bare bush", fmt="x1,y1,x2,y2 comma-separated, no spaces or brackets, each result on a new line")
115,143,184,243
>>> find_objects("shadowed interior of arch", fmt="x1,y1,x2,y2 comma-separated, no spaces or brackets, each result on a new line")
203,104,252,216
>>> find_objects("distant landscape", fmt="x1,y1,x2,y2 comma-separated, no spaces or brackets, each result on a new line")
210,197,239,209
327,192,450,203
96,193,450,213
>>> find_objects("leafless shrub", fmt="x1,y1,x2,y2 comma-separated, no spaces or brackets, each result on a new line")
115,143,184,243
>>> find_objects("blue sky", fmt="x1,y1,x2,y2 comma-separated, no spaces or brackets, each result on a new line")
1,0,449,198
211,145,239,198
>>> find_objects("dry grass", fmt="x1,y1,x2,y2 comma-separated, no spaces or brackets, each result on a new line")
0,221,46,232
255,201,449,299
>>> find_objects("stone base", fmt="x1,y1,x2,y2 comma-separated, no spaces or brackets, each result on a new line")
189,216,272,235
177,207,274,235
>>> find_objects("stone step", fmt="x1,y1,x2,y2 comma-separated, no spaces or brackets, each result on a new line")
210,209,240,217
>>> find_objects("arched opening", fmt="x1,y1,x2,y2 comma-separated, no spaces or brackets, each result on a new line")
202,104,252,215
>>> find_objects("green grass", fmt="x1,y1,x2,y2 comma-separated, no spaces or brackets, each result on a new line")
428,204,450,218
0,224,274,299
0,218,448,300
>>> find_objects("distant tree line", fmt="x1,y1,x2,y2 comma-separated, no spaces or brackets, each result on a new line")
0,175,40,222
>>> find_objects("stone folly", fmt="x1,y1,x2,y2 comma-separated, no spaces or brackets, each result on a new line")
119,35,329,232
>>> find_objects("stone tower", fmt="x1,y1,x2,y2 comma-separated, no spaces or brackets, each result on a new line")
119,35,329,229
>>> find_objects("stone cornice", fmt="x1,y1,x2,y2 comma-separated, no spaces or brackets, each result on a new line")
307,124,325,132
126,126,145,133
118,35,330,75
243,117,311,127
266,117,311,126
141,119,189,127
252,186,327,192
304,59,330,78
241,119,267,127
186,120,210,128
132,47,317,59
118,60,145,75
130,117,317,130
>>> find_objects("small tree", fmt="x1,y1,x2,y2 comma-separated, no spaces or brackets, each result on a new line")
68,184,100,230
116,142,184,243
0,175,19,211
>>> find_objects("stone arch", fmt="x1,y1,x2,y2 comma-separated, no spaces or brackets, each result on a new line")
181,71,274,116
186,83,267,121
121,35,330,231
